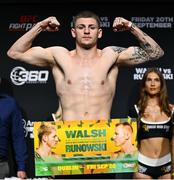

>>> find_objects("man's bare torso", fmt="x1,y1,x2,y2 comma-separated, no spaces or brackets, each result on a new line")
52,47,118,120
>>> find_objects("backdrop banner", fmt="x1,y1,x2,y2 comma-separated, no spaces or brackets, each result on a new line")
33,118,137,176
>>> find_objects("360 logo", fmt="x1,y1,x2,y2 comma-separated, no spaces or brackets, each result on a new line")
10,66,49,85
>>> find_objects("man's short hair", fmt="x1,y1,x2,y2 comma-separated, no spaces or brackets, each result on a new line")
116,122,133,133
38,123,56,144
72,10,101,28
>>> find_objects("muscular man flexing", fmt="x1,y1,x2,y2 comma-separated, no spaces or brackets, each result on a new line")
7,11,164,121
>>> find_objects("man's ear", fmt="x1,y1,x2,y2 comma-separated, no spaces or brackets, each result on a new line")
125,133,129,140
71,28,76,38
98,28,103,39
43,134,48,143
124,130,130,140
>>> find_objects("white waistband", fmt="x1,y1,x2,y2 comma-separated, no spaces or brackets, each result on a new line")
138,152,171,167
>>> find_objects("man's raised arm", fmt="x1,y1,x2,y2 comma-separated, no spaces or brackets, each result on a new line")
111,17,164,65
7,16,60,66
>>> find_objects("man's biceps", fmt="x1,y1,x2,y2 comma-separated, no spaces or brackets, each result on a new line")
117,50,130,62
109,46,126,53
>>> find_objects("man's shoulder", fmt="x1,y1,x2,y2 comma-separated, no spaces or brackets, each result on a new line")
51,46,69,52
102,46,113,51
100,47,118,56
0,93,17,106
102,46,123,56
104,46,126,54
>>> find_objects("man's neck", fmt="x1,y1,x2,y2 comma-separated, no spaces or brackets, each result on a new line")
122,141,136,154
38,144,51,157
75,45,99,60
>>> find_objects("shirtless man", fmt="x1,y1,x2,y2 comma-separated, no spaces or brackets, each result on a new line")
7,11,164,121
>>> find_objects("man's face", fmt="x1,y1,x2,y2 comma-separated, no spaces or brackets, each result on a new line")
45,129,59,148
145,72,161,96
113,125,126,146
71,18,102,49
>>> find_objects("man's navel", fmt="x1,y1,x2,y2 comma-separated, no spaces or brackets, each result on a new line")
67,79,72,84
101,80,105,85
84,112,88,116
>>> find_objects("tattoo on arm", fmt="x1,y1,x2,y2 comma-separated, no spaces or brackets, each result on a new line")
137,36,163,60
129,47,150,63
109,46,126,53
140,41,162,60
129,38,163,62
131,24,164,61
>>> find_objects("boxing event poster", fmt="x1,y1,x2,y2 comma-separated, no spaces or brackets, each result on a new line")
33,118,137,176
